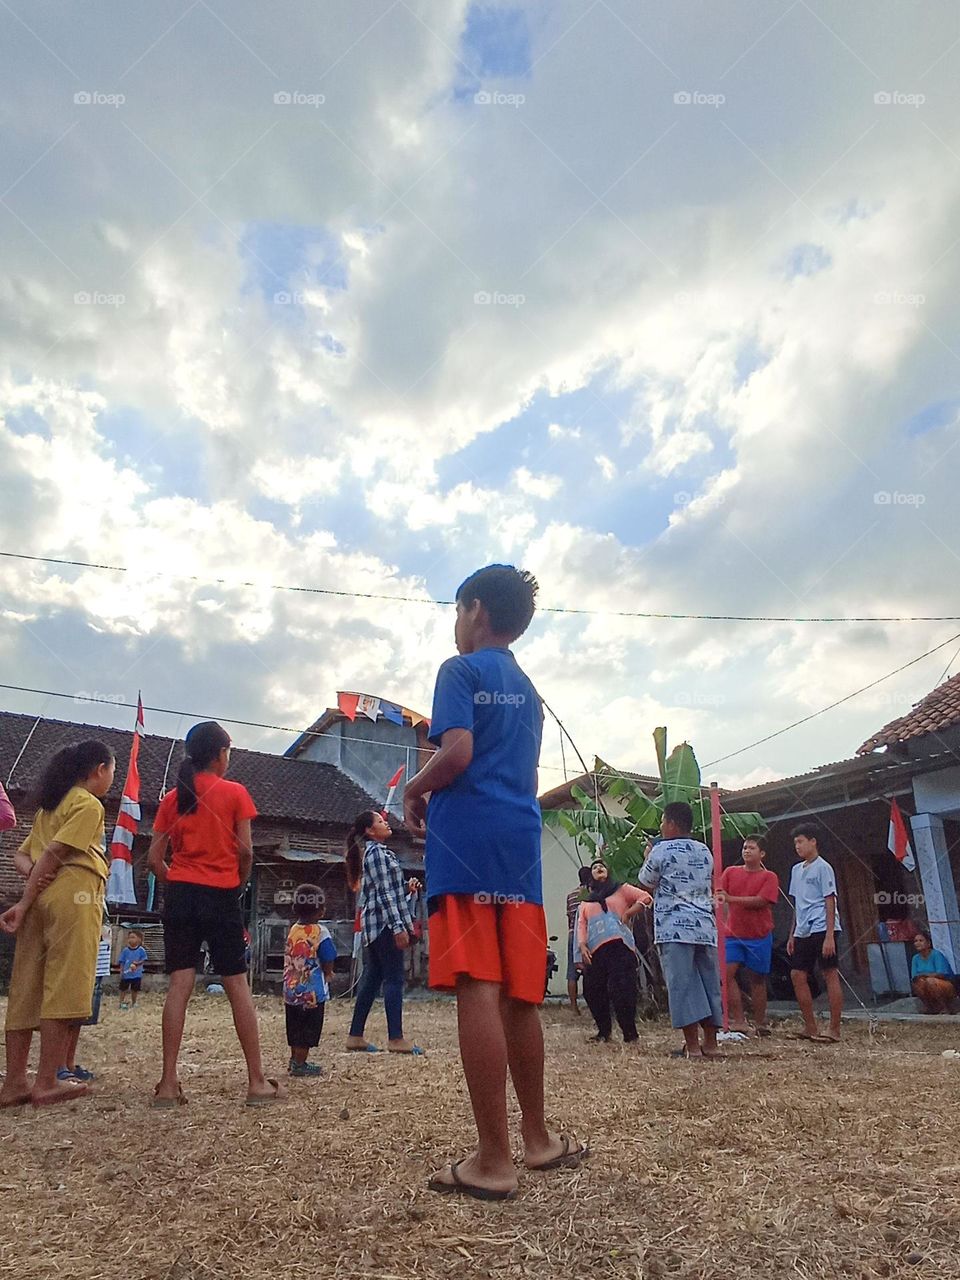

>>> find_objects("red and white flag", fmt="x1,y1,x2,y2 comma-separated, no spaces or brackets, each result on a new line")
382,765,404,816
888,797,916,873
106,696,145,904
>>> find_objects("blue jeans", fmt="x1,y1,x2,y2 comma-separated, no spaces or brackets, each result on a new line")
349,928,405,1041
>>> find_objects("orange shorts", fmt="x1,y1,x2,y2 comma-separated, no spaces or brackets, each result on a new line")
428,893,547,1004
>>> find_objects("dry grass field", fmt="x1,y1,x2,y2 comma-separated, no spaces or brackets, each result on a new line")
2,993,959,1280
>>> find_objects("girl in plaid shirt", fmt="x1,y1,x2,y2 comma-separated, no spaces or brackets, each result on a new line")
344,810,424,1054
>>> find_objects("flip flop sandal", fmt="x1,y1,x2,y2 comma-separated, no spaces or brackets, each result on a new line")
527,1135,590,1172
150,1084,188,1109
33,1083,89,1107
427,1159,518,1202
0,1093,32,1109
756,1026,773,1038
346,1044,379,1053
788,1033,836,1044
388,1045,426,1055
245,1078,284,1107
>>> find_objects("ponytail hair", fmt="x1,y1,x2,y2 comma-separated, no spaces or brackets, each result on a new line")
345,810,378,894
35,740,115,812
176,721,231,816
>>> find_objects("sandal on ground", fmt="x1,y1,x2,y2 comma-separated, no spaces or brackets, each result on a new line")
526,1134,590,1172
788,1032,838,1044
756,1025,773,1038
245,1078,284,1107
150,1084,188,1109
427,1159,518,1202
288,1060,324,1077
387,1044,426,1055
345,1043,379,1053
33,1082,89,1107
0,1092,32,1109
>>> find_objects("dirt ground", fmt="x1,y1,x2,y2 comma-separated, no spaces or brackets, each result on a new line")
1,994,959,1280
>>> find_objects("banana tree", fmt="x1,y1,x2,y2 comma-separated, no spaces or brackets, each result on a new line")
543,728,767,887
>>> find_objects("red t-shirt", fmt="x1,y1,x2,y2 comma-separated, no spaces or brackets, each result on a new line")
720,865,779,939
154,774,258,890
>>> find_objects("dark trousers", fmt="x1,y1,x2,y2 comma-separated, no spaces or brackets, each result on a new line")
583,940,638,1041
349,928,405,1041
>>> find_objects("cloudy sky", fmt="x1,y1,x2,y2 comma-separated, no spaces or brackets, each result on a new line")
1,0,959,791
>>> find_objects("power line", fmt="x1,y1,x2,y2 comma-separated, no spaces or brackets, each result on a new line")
702,629,960,768
1,549,957,624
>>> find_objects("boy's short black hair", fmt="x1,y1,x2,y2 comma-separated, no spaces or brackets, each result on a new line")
293,883,325,920
662,801,693,833
791,821,826,850
743,833,768,853
456,564,538,641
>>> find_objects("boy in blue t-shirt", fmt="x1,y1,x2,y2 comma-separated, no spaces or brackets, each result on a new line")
405,564,586,1202
117,929,148,1010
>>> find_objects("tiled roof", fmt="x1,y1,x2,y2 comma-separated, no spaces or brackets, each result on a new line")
857,673,960,755
0,710,379,826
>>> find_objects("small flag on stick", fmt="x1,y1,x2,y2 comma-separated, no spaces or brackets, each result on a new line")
382,765,404,817
888,797,916,872
106,695,144,904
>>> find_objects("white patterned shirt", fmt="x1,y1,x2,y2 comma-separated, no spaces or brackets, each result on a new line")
638,837,717,947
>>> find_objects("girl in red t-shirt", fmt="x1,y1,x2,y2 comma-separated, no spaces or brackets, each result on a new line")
148,721,282,1107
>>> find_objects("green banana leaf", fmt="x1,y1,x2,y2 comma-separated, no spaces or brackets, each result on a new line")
661,741,701,805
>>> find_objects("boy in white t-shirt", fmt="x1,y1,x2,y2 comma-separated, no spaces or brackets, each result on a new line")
787,823,843,1043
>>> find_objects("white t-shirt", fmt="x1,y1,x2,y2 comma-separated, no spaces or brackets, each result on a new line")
789,857,842,937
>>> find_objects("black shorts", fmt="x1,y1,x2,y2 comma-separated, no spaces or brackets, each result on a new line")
119,977,142,992
285,1002,325,1048
163,881,247,977
791,932,839,976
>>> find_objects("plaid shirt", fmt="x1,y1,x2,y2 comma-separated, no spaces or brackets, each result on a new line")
358,840,414,944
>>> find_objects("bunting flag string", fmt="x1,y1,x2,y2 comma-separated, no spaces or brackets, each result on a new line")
106,694,144,905
336,691,429,729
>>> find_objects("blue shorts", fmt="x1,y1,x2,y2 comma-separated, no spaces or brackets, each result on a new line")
724,932,773,975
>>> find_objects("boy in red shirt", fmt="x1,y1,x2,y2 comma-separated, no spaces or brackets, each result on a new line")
148,721,281,1107
717,835,779,1036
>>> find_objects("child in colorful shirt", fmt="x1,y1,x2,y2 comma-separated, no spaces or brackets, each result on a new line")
284,884,337,1077
117,929,148,1009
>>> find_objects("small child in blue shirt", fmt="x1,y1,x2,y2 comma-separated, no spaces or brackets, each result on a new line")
117,929,148,1009
283,885,337,1077
404,564,586,1202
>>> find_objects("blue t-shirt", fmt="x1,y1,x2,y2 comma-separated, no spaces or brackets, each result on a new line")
118,945,148,978
425,647,543,904
912,948,952,979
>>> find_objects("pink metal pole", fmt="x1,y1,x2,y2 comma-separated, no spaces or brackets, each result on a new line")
710,782,728,1031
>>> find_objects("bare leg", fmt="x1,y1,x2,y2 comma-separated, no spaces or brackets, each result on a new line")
290,1046,309,1065
681,1023,703,1057
63,1023,82,1069
499,995,573,1167
430,978,518,1194
749,972,768,1030
156,968,194,1099
0,1029,33,1104
823,969,843,1040
567,978,580,1014
726,963,750,1030
222,973,274,1097
791,969,818,1037
700,1021,722,1058
33,1019,87,1103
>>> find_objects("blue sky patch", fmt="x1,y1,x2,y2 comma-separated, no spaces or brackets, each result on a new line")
904,399,959,437
783,243,832,279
